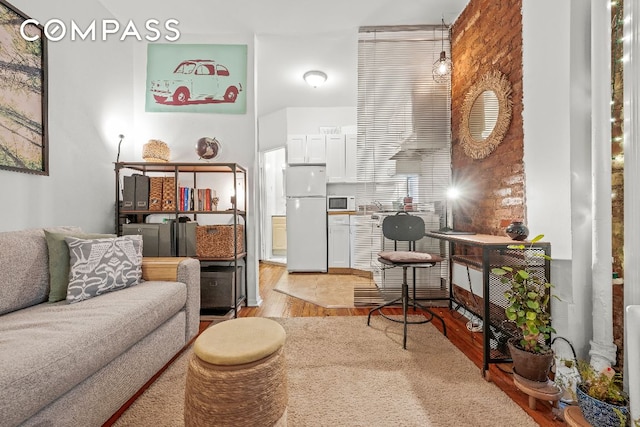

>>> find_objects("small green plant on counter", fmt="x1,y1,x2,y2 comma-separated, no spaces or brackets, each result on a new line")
492,234,556,354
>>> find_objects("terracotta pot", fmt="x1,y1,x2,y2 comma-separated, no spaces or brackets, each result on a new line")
507,338,553,383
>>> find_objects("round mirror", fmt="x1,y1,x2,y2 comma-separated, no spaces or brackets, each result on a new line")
468,90,499,141
460,70,513,159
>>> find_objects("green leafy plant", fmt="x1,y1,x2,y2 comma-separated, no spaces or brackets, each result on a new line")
492,234,556,354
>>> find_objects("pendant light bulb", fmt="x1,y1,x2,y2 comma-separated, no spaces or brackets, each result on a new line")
432,18,452,83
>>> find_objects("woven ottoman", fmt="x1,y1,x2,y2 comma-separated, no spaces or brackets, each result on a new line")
184,317,288,427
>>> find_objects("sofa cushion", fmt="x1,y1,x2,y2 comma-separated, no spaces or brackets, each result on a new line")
65,235,143,303
0,227,80,316
0,280,187,424
44,230,115,303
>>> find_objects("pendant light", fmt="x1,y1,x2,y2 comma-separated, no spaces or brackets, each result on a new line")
432,18,452,83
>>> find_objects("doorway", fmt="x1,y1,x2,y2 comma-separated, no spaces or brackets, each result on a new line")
260,147,287,264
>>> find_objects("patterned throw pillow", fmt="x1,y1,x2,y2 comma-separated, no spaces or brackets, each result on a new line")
65,235,143,304
44,230,115,302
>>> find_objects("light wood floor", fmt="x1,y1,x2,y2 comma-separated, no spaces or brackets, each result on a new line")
236,262,565,427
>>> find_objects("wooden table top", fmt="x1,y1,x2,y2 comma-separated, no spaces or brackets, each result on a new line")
425,232,548,247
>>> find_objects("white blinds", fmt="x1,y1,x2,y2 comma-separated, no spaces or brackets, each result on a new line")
356,25,451,215
355,25,452,289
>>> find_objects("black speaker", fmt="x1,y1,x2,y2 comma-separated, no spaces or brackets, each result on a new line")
200,265,243,314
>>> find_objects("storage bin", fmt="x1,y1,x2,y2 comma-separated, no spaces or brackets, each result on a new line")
196,225,244,258
200,265,244,313
121,223,172,257
174,222,197,257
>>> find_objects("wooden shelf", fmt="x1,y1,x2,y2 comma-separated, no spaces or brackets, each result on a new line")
198,252,247,262
115,162,246,174
120,210,246,216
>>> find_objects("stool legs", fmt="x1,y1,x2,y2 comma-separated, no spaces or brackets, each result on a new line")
367,266,447,349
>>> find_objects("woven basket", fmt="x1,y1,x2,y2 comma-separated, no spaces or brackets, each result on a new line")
196,225,244,258
162,177,176,211
142,139,171,162
149,177,163,211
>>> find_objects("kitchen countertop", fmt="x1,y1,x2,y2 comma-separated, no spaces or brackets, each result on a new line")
327,211,358,215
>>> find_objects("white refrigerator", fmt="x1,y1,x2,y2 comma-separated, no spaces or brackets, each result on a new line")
286,165,327,272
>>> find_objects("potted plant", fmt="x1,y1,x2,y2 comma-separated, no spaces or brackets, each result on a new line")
492,234,556,383
560,359,629,427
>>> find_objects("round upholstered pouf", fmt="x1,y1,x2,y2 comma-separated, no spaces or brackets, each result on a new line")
184,317,288,427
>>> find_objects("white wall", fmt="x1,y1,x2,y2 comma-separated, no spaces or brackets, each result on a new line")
258,109,287,152
522,0,593,356
130,33,260,306
0,0,135,233
256,32,358,117
286,107,357,134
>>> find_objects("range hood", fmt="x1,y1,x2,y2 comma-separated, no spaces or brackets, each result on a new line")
390,147,423,175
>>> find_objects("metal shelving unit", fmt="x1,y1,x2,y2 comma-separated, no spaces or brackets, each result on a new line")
115,162,248,317
425,232,551,380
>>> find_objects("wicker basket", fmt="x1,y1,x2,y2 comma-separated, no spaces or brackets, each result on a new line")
162,177,176,211
149,177,163,211
196,225,244,258
142,139,171,162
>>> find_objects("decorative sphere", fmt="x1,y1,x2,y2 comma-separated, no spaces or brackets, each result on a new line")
196,137,220,160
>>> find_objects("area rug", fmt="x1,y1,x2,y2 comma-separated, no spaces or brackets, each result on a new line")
114,316,536,427
273,272,377,308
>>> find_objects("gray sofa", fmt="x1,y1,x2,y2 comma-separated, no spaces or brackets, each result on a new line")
0,227,201,427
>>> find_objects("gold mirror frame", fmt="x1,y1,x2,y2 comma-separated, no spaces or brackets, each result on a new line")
460,70,513,160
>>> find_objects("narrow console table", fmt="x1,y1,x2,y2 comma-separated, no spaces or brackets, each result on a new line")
425,232,551,380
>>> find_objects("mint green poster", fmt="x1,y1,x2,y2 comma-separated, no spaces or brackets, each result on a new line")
146,44,247,114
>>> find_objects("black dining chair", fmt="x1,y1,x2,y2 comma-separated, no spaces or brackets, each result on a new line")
367,212,447,349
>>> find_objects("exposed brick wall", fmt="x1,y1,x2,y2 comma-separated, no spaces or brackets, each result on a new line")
451,0,525,236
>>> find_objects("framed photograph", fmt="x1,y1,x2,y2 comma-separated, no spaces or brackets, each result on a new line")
146,44,247,114
0,0,48,175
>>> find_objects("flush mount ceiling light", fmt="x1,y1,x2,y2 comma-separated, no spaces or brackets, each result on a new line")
432,18,452,83
303,70,328,88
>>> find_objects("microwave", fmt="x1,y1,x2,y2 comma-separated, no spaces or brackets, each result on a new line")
327,195,356,212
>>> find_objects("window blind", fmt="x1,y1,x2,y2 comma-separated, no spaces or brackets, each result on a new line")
355,25,452,292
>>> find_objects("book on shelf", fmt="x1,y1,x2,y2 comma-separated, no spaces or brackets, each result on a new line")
173,185,220,212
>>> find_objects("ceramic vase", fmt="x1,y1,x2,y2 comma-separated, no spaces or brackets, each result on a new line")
576,385,629,427
505,221,529,241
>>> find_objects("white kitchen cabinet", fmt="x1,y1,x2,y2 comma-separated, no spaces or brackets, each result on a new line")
271,216,287,256
306,134,326,164
328,214,350,268
351,215,380,270
326,134,345,182
326,134,357,183
287,134,326,165
286,135,306,164
345,134,357,182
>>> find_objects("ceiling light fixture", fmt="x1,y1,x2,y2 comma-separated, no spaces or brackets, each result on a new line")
303,70,327,88
432,18,452,83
